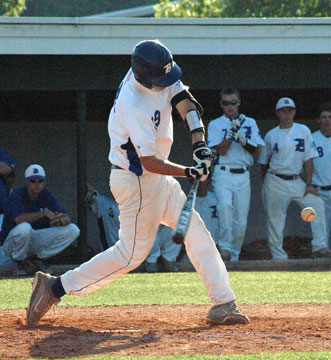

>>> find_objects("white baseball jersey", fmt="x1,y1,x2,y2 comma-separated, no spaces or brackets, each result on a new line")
312,130,331,186
194,191,220,245
207,115,264,167
258,123,318,174
108,69,187,174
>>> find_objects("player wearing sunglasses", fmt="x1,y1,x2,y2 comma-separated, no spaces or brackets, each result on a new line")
207,88,264,262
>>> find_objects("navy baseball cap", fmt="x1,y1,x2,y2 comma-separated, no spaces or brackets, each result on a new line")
25,164,46,180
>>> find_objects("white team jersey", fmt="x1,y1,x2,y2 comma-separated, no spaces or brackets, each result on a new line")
312,130,331,186
207,115,264,167
258,123,318,174
108,69,186,174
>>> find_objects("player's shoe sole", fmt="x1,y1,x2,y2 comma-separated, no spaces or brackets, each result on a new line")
26,271,60,327
206,300,250,325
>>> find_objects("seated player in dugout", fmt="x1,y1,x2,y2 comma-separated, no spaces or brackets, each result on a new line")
0,164,80,274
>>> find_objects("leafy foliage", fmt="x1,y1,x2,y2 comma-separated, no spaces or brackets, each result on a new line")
0,0,26,16
22,0,158,17
154,0,331,18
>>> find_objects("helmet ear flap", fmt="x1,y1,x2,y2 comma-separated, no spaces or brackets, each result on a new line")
131,55,153,88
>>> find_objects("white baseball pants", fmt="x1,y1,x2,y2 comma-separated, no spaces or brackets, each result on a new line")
262,173,327,259
2,222,80,261
61,170,236,306
212,167,251,261
319,189,331,248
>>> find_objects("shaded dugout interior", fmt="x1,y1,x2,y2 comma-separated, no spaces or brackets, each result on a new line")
0,53,330,258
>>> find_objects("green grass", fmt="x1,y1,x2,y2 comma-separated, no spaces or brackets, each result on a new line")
1,272,330,360
0,271,330,309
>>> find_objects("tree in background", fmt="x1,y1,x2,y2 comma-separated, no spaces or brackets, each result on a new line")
154,0,330,18
0,0,26,16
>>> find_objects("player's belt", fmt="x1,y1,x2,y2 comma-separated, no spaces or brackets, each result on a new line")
314,185,331,191
112,164,125,170
219,166,247,174
271,172,299,180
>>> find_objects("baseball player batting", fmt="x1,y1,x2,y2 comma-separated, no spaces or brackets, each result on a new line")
26,40,249,327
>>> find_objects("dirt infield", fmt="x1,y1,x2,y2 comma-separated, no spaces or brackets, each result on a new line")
1,303,330,358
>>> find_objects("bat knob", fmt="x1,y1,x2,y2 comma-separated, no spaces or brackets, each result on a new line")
172,234,184,244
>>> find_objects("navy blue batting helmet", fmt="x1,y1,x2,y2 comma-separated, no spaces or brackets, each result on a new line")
131,40,182,89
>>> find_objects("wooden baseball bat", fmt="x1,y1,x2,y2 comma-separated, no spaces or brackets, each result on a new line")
172,177,200,244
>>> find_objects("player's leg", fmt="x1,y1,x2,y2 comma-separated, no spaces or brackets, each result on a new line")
211,170,234,260
295,193,328,254
60,171,166,296
158,225,180,272
231,172,250,261
262,174,290,259
2,222,33,261
159,226,181,262
161,176,249,324
2,223,48,274
320,190,331,248
145,232,161,273
161,176,236,305
27,171,166,326
93,195,119,248
34,224,80,259
0,245,17,272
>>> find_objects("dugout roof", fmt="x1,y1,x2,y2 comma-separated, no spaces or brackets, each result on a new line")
0,17,330,258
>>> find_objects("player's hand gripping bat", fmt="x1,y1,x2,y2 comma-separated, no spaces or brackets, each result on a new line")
172,176,200,244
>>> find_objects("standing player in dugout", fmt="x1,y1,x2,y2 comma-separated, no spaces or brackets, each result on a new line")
26,39,249,327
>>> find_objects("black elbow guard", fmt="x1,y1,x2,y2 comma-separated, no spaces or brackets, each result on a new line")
171,89,204,115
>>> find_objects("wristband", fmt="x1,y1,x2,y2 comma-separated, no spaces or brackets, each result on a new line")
306,183,313,187
193,140,207,150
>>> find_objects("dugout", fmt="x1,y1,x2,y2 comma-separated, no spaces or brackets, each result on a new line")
0,17,330,259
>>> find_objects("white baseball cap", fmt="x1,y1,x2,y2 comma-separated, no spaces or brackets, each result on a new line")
276,97,296,111
25,164,46,180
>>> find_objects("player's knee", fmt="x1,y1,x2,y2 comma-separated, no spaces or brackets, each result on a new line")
217,199,232,212
12,222,33,240
66,224,80,240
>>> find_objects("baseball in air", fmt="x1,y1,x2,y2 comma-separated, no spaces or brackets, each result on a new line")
301,207,316,222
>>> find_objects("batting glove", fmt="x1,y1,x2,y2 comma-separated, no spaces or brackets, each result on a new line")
234,132,258,154
233,132,246,145
84,189,99,210
185,163,209,182
192,141,213,169
231,114,245,131
225,129,237,141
